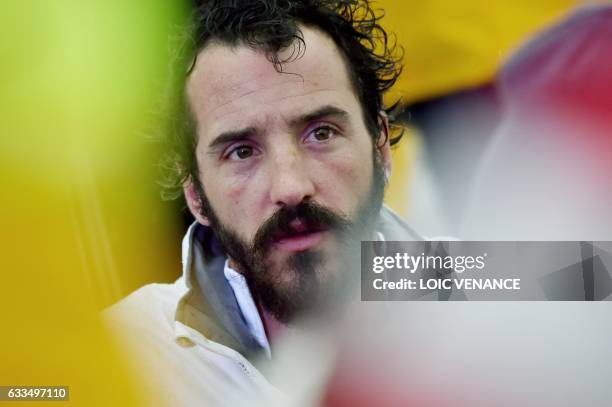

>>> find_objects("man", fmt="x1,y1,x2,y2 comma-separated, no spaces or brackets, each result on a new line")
106,0,418,404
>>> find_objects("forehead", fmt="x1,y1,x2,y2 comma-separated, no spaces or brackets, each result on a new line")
186,26,358,136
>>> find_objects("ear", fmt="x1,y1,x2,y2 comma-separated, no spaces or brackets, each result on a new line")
183,178,210,226
377,112,393,183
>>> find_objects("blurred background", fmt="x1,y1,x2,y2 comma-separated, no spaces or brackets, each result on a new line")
382,0,612,239
1,0,611,405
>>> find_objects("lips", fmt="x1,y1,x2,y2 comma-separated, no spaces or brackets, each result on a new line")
271,217,329,252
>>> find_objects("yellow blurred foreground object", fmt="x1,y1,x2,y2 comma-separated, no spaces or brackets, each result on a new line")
0,1,188,405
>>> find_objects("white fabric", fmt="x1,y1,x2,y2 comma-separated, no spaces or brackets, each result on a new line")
103,222,281,406
223,260,271,357
103,208,407,406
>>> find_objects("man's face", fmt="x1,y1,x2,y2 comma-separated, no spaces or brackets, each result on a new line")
184,26,391,322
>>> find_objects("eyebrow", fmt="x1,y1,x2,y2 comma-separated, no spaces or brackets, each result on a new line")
207,105,349,151
289,105,349,127
207,126,257,151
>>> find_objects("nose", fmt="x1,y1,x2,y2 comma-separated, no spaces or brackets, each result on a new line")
268,147,315,208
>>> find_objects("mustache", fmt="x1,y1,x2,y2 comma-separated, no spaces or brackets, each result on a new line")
251,201,350,252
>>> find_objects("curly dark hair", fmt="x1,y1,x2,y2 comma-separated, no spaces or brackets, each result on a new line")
157,0,403,200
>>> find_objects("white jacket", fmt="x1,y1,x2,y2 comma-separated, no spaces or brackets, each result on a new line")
104,206,419,406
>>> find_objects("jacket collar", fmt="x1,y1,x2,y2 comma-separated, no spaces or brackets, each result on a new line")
174,222,265,358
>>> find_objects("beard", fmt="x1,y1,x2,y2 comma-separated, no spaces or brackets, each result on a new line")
195,153,386,323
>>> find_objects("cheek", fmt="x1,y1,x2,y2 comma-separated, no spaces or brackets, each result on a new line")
312,145,374,214
201,167,268,238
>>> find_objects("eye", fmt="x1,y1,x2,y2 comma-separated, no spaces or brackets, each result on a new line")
227,145,255,161
305,126,337,143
